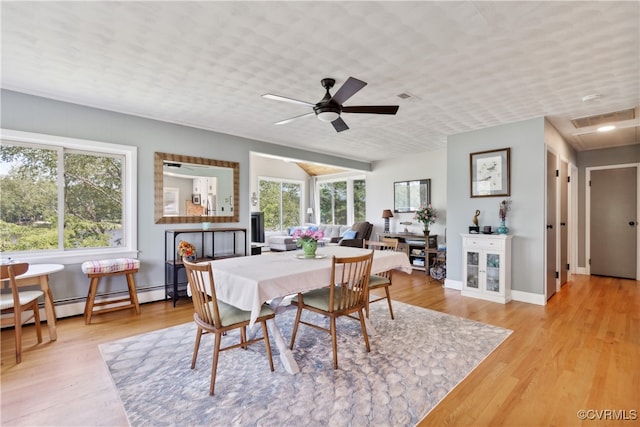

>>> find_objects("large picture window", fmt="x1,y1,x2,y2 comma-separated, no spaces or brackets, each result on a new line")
0,129,137,262
317,175,366,225
259,177,302,232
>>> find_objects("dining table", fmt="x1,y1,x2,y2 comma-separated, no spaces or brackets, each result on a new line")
0,263,63,341
207,245,412,374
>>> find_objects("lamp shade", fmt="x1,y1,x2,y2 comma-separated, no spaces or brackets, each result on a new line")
307,208,313,214
382,209,394,218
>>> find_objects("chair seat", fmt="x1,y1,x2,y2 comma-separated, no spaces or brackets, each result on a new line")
209,301,274,327
0,290,43,310
368,274,390,288
81,258,140,275
293,286,358,312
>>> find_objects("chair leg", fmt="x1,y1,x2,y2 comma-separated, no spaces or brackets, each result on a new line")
14,309,22,364
358,308,371,353
125,272,141,315
210,332,222,396
85,277,100,325
384,286,394,320
330,317,338,369
289,303,303,349
31,300,43,343
260,320,275,372
365,294,371,319
191,327,203,369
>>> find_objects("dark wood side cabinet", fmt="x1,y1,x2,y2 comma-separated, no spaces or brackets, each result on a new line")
164,228,246,306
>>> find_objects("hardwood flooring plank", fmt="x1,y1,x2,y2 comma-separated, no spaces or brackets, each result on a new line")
1,273,638,426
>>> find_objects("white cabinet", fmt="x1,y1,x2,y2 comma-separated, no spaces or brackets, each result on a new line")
461,234,512,304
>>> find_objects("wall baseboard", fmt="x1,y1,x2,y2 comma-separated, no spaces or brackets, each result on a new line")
511,290,546,305
48,288,167,319
444,279,462,290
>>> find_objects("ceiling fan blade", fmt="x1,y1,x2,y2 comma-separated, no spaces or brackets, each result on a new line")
262,94,314,107
330,77,367,105
342,105,399,115
331,117,349,132
273,112,315,125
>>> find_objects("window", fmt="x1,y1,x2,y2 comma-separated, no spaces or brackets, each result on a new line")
0,129,137,262
317,175,366,225
258,177,302,232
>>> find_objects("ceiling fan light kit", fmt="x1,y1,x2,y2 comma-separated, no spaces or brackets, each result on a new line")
263,76,399,132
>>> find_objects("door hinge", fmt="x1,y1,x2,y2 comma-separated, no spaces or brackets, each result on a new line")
555,271,559,279
588,258,591,265
556,169,559,177
567,263,570,270
567,176,571,183
589,180,591,187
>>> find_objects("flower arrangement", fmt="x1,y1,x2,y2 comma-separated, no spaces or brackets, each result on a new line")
177,240,196,257
414,204,437,227
292,228,325,245
499,198,511,221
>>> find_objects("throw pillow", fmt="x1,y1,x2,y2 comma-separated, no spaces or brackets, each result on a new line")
342,230,357,239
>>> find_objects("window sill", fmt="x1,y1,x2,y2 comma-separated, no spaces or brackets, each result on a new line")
1,249,140,266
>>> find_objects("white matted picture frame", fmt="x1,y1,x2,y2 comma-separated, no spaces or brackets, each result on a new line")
470,148,511,197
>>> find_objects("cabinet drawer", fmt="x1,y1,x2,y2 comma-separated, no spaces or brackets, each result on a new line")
464,237,505,251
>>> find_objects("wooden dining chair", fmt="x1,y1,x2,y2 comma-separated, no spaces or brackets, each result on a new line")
0,262,43,364
289,251,374,369
364,239,399,319
183,260,275,396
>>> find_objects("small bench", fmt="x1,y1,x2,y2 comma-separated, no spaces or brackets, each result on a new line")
81,258,141,324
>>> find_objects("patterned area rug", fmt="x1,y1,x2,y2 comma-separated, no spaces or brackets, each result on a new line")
100,301,511,427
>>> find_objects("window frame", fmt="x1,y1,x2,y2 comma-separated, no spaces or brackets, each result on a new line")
315,173,366,225
0,129,138,264
258,176,304,232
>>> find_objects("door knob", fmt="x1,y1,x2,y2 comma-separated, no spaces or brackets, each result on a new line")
560,222,566,226
630,221,638,226
547,224,553,229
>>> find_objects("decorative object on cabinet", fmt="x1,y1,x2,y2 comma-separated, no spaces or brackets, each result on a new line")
497,198,511,234
469,209,481,234
155,152,239,224
382,209,393,233
470,148,511,198
165,228,247,306
461,234,512,303
394,179,430,213
414,204,436,236
399,221,411,233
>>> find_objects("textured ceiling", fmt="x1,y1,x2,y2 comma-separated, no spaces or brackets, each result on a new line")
1,1,638,163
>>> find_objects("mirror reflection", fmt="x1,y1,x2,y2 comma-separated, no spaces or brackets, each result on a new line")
394,179,431,213
154,152,239,224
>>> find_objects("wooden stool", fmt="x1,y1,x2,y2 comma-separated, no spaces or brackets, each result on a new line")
81,258,141,324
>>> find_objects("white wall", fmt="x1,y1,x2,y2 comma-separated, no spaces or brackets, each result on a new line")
447,118,546,296
369,148,447,243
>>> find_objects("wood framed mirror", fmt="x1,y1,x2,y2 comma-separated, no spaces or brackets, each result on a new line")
154,152,239,224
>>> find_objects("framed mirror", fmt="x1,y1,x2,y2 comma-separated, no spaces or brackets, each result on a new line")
154,152,239,224
394,179,431,213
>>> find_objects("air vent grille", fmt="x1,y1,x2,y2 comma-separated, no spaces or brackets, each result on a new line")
571,108,635,128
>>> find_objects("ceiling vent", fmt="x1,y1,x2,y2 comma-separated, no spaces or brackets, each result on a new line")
571,108,635,128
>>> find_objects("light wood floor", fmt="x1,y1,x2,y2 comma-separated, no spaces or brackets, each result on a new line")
1,273,638,426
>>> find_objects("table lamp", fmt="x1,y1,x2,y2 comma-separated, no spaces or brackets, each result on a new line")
307,207,313,222
382,209,393,233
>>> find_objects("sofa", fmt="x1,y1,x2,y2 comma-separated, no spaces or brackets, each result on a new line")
267,222,372,251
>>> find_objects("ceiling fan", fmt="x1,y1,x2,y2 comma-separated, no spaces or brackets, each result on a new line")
262,77,399,132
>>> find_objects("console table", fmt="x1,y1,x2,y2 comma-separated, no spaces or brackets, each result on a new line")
381,232,439,274
164,228,246,306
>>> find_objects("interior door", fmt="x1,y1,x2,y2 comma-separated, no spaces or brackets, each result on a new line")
559,160,569,286
590,166,638,279
546,150,557,300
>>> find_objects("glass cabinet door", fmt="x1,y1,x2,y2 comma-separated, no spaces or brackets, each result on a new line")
485,252,501,292
466,251,480,289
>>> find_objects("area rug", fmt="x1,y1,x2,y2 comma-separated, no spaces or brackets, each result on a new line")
100,301,511,427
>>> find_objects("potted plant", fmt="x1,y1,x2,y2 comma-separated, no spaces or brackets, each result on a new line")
414,205,437,236
292,228,325,258
178,240,197,261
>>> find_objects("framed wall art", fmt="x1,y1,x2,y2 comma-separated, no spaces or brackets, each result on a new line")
470,148,510,197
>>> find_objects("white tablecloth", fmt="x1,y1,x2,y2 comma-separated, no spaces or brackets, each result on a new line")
207,246,412,325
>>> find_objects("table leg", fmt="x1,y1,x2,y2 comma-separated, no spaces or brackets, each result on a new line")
39,275,57,341
266,317,299,374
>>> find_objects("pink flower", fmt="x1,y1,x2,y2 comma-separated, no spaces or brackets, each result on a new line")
292,228,324,242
